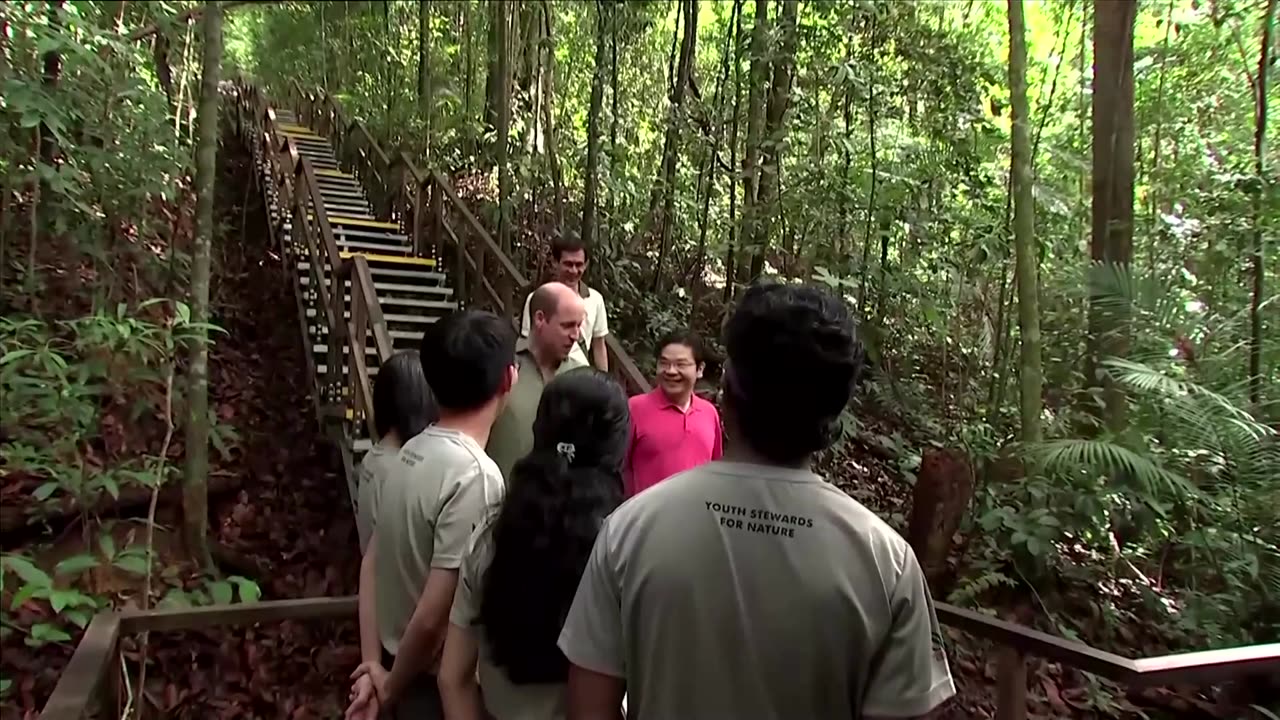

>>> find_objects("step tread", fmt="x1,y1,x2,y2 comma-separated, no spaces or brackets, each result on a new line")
296,262,446,282
299,278,450,294
307,308,454,322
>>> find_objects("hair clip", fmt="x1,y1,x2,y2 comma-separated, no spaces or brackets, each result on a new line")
556,442,576,464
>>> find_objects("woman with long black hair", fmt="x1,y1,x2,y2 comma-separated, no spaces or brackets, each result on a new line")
438,368,628,720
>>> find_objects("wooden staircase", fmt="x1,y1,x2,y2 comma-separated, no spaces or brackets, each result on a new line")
247,104,459,505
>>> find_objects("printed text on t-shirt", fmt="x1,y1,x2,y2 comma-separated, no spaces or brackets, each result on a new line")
705,501,813,538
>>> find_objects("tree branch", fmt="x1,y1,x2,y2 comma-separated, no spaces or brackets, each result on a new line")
126,1,256,43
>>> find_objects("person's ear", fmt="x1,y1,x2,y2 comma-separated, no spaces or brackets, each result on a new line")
503,363,517,394
696,362,705,380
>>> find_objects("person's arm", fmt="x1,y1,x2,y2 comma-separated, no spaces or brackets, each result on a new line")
384,568,458,703
358,541,381,664
591,300,610,371
559,519,626,720
861,548,955,719
438,623,485,720
622,403,638,497
567,665,625,720
710,408,724,461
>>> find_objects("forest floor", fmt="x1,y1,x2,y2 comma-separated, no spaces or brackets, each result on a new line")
1,137,360,720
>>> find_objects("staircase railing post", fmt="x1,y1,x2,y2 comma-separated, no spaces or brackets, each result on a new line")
994,646,1027,720
429,176,443,262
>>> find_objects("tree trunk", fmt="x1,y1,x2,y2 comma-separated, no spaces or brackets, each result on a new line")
484,0,501,144
580,0,608,250
41,1,64,167
496,0,512,254
857,11,878,316
463,0,475,159
723,0,746,304
184,0,221,574
153,32,175,106
651,0,699,292
540,0,564,228
747,0,798,281
1008,0,1042,443
427,0,437,156
1085,0,1137,436
1248,0,1276,409
739,0,769,289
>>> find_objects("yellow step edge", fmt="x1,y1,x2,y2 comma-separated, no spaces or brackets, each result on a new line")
278,123,320,134
315,168,353,178
305,214,400,230
339,250,437,268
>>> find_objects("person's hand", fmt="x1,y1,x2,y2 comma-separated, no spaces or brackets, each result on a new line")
344,674,379,720
351,661,393,706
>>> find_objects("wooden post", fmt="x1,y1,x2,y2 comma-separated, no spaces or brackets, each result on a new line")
995,646,1028,720
430,175,444,261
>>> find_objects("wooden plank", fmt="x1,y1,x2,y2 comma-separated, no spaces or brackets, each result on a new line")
1129,642,1280,686
325,215,401,231
316,168,354,178
431,169,528,290
339,251,436,268
39,613,120,720
934,603,1139,682
119,597,356,634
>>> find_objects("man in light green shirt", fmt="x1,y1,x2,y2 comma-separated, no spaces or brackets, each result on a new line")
487,282,587,480
559,282,955,719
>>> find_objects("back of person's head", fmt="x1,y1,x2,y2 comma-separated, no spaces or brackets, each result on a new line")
419,310,516,413
723,281,865,466
372,351,438,443
550,232,587,261
479,368,629,684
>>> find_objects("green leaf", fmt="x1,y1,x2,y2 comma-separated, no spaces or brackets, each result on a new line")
2,556,52,587
158,588,190,608
33,482,60,501
11,582,46,611
28,622,72,645
0,678,11,695
55,554,100,576
99,534,117,560
0,349,35,365
63,609,91,629
230,576,261,604
112,555,150,576
208,580,233,605
175,301,191,325
101,475,120,500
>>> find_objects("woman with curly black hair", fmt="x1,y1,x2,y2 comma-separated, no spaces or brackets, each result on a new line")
438,367,628,720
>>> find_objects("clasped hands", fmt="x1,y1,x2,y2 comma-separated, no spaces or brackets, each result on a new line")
344,661,392,720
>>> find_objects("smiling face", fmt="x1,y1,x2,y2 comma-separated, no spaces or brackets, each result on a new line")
555,248,587,288
656,341,702,401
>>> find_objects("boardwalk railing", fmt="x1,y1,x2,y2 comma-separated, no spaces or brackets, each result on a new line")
35,81,1280,719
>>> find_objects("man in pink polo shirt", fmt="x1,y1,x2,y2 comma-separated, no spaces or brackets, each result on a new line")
625,330,723,497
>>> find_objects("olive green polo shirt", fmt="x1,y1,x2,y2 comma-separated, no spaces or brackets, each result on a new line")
486,339,586,481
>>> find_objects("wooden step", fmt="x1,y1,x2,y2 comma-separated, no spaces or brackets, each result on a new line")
306,307,454,323
296,262,446,283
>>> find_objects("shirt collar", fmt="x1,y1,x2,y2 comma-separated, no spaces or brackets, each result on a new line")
652,387,699,413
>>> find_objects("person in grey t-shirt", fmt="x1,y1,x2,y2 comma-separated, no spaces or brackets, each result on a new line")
354,350,437,553
558,281,955,719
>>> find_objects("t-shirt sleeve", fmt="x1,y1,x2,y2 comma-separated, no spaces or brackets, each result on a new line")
432,463,492,569
450,526,487,627
520,293,532,338
557,517,624,677
861,548,956,717
593,294,610,338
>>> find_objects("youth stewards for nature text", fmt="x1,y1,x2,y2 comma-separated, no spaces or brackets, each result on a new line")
347,279,955,720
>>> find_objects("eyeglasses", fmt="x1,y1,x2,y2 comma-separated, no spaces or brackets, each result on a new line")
658,360,696,371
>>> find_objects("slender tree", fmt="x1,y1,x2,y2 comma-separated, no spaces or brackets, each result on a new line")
747,0,798,280
739,0,769,287
418,0,432,156
580,0,608,250
1008,0,1042,442
1086,0,1137,435
496,0,512,254
184,0,222,572
1248,0,1276,408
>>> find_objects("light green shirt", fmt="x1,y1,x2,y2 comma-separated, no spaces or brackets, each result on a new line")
355,439,399,553
374,426,505,656
558,461,956,719
451,523,567,720
485,341,585,480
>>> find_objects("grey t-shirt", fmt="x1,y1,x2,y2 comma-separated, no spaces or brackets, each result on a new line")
374,426,505,657
451,523,568,720
355,440,399,553
558,461,955,719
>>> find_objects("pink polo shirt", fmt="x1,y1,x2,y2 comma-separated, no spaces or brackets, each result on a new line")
625,389,723,497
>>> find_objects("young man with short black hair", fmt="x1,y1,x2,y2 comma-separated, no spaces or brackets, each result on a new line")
559,281,955,720
624,330,722,497
520,234,610,371
348,310,517,720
